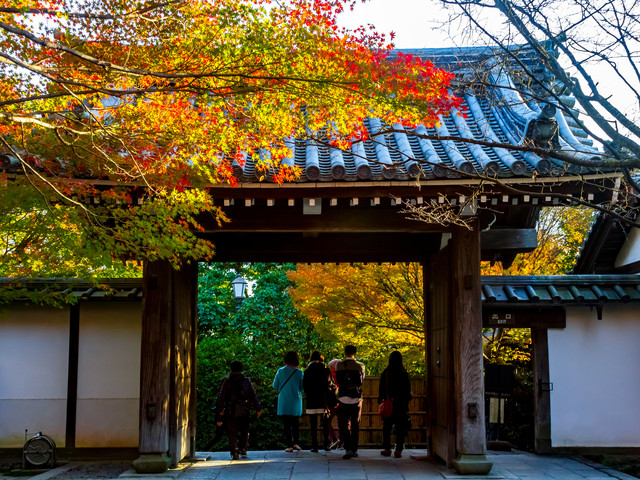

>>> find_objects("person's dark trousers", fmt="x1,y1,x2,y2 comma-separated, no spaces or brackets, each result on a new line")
338,402,361,453
382,416,406,452
227,415,250,454
309,414,329,450
281,415,300,447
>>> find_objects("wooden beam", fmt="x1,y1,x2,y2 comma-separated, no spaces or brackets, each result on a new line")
136,261,172,472
532,328,552,454
204,232,443,263
481,228,537,252
65,304,80,450
423,261,433,460
204,206,541,234
169,263,197,466
450,225,492,475
201,207,447,233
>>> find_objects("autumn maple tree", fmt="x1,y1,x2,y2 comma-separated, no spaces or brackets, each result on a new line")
0,0,459,277
288,262,426,373
482,206,596,276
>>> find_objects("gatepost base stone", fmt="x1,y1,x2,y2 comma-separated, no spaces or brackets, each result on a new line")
132,453,171,474
451,454,493,475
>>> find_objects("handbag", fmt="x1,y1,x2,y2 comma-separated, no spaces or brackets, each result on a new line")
379,397,394,418
378,370,394,418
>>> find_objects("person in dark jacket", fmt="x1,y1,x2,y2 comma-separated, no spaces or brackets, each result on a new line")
303,351,331,452
378,350,412,458
335,345,366,459
216,361,262,460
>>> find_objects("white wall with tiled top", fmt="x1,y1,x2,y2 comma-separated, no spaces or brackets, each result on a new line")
548,304,640,447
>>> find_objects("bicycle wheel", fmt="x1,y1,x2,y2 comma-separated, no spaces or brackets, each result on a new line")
24,436,53,467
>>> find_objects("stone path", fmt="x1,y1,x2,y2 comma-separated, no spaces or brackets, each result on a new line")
179,450,639,480
8,450,639,480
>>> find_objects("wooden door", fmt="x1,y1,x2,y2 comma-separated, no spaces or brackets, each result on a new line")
169,263,197,466
424,248,455,465
139,261,197,469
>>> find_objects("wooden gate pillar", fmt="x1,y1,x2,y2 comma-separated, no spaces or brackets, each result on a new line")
133,260,197,474
134,260,172,473
532,327,552,454
450,226,492,475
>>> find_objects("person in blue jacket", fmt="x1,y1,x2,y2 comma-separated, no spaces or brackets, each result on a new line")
272,350,304,452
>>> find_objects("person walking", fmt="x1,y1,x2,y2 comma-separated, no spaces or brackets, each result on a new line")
378,351,412,458
303,351,331,452
216,361,262,460
273,350,304,452
335,345,365,459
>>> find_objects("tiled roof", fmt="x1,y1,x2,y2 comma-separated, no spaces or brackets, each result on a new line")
0,278,143,302
3,274,640,306
230,46,604,183
0,45,612,188
482,275,640,305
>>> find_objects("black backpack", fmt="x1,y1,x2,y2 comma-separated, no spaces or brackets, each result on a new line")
227,376,250,417
337,361,363,399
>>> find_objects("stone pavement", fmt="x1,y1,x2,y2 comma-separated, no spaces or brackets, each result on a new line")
17,449,640,480
178,450,638,480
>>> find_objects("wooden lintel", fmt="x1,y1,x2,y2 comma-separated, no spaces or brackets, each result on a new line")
204,232,440,263
481,228,537,252
202,207,448,233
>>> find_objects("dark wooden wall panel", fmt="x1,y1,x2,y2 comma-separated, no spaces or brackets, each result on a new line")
451,226,486,457
169,264,196,466
425,248,455,465
139,261,172,454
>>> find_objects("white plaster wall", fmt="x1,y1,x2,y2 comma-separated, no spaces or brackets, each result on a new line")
548,305,640,447
75,302,142,447
0,305,70,448
614,227,640,269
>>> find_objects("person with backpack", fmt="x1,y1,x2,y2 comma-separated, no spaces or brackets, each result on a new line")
272,351,304,452
216,361,262,460
335,345,366,459
302,351,331,452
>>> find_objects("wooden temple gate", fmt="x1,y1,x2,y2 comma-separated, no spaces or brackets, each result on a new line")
132,170,618,475
130,43,621,477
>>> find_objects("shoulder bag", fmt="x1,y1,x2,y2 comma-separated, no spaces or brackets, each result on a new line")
378,370,394,418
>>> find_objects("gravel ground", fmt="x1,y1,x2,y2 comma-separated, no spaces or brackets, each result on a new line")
48,463,131,480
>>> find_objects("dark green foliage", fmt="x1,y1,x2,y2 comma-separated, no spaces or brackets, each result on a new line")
501,365,534,451
484,330,534,451
196,263,334,451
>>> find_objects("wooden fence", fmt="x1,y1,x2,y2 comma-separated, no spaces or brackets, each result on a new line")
301,376,427,448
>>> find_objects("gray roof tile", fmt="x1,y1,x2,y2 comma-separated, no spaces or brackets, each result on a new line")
3,274,640,307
